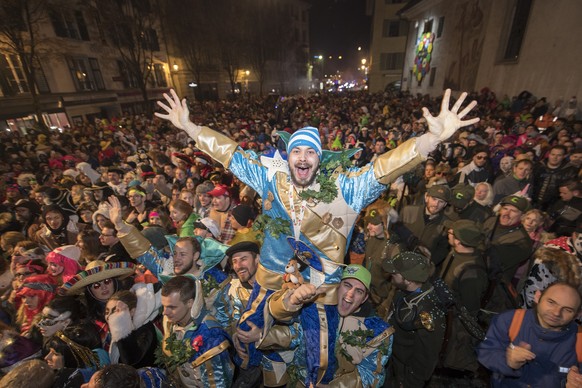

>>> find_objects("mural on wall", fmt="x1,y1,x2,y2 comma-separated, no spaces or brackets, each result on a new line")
413,32,435,83
444,0,490,91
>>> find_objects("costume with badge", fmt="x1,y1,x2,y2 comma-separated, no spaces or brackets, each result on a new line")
268,265,393,387
117,227,232,328
384,252,447,388
158,281,233,388
191,125,422,386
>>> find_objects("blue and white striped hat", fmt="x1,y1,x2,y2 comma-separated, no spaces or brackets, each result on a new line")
286,127,322,158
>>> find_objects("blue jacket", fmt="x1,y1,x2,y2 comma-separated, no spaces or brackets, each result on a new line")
476,309,578,387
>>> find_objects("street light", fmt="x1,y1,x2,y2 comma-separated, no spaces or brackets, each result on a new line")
361,59,366,65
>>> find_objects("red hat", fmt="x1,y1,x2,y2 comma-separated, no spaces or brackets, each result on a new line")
207,184,230,197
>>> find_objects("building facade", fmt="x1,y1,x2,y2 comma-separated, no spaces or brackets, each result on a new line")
391,0,582,111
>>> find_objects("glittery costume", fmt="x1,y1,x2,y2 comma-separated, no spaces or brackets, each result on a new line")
117,227,232,328
191,126,423,386
161,314,233,388
269,293,393,387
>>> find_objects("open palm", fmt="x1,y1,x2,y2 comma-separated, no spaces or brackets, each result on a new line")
423,89,479,141
155,89,190,130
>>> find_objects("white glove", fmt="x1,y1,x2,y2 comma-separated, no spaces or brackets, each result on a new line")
416,89,479,156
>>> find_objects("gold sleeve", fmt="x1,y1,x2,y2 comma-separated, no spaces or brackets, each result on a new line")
373,138,424,185
192,126,240,168
267,289,301,322
257,324,294,350
118,225,152,258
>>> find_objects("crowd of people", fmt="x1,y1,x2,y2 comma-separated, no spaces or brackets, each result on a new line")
0,86,579,388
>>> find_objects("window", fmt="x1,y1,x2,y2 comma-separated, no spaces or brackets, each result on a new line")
0,54,50,96
67,57,105,91
117,60,139,89
141,28,160,51
423,19,433,34
503,0,532,61
380,53,404,71
50,10,90,40
429,67,437,87
437,16,445,37
382,20,408,37
153,64,167,87
0,54,29,95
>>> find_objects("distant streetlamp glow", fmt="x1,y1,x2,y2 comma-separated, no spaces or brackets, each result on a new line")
318,55,323,60
361,59,366,65
358,46,362,51
338,55,342,59
172,63,179,71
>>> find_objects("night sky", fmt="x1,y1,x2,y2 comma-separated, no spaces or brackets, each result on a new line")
308,0,371,76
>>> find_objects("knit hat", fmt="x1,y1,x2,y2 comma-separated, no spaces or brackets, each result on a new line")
444,219,483,247
195,181,215,195
194,218,220,239
427,185,452,203
341,264,371,290
382,252,434,283
231,205,255,227
499,195,531,213
450,183,475,209
286,127,322,158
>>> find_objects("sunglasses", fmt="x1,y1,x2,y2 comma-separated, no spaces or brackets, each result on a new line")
91,278,113,290
475,155,488,160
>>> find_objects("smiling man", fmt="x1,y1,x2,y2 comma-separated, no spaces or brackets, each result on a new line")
159,276,233,387
268,264,393,387
477,282,582,387
156,87,479,386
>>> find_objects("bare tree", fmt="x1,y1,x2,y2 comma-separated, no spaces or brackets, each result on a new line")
96,0,160,114
160,0,219,87
244,0,295,96
0,0,49,126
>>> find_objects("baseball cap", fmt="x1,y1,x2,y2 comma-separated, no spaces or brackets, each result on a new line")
382,252,434,283
341,264,371,291
427,185,451,203
499,195,531,213
450,183,475,209
207,184,230,197
194,218,220,239
364,208,383,225
444,219,483,247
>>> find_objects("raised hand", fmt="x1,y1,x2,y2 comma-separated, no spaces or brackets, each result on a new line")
155,89,191,130
107,195,124,230
422,89,480,142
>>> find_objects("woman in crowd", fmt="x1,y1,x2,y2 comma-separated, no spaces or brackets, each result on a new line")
76,230,107,266
15,274,57,338
36,296,85,340
168,199,198,237
34,205,81,250
62,261,135,349
44,323,109,386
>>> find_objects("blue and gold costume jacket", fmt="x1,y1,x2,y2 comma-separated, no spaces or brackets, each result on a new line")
191,126,422,386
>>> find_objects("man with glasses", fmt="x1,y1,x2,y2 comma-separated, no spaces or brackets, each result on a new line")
99,221,130,262
455,145,493,186
125,186,155,230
